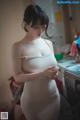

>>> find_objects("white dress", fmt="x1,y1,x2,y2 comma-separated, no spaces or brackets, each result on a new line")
13,37,60,120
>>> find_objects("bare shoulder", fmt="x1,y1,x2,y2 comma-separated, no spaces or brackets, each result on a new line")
12,40,24,52
12,40,24,58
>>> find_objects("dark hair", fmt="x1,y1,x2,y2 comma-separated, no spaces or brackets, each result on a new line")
23,4,49,32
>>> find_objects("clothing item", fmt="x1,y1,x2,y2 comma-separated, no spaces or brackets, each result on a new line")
13,38,60,120
70,42,78,57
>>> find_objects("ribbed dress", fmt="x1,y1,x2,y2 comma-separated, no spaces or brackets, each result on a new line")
13,38,60,120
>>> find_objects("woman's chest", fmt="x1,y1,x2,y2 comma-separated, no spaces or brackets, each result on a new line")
21,40,57,72
22,40,52,57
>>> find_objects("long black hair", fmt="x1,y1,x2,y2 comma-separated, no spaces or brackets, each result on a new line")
23,4,49,33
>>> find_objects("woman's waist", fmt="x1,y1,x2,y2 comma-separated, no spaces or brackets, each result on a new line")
24,79,56,89
22,80,59,100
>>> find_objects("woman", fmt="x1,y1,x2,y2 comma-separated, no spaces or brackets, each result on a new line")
12,4,60,120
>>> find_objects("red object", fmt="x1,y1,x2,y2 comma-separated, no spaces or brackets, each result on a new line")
9,76,21,87
70,42,78,57
55,77,63,94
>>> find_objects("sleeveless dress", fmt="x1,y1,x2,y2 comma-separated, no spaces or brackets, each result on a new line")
20,38,60,120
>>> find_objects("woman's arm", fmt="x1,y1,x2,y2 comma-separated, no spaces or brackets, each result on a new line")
13,71,43,84
13,67,58,84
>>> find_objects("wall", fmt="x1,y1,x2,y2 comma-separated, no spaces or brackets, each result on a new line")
62,5,73,43
0,0,31,104
71,5,80,33
62,5,80,44
51,0,66,47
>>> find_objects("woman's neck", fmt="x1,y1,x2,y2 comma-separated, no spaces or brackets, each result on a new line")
22,34,41,43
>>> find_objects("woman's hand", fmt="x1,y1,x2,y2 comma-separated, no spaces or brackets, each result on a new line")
42,67,59,80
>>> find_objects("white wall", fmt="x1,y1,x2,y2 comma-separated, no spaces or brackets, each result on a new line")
0,0,24,82
0,0,31,104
